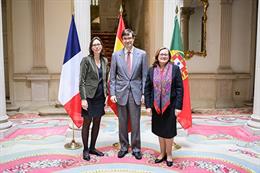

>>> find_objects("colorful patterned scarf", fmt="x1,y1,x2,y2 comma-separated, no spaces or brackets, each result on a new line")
153,63,172,115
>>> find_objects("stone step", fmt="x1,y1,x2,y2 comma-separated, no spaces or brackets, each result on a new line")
6,105,20,112
38,106,148,116
6,103,148,117
6,99,12,105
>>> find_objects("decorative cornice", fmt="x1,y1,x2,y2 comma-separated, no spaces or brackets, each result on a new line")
13,73,60,81
188,73,251,80
180,7,195,16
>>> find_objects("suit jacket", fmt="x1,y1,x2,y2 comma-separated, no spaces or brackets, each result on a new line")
110,47,148,106
144,63,183,111
79,55,109,100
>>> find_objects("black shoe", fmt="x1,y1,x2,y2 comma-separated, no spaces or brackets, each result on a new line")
166,160,173,167
89,149,104,156
83,150,90,161
132,151,142,160
118,150,128,158
155,155,166,163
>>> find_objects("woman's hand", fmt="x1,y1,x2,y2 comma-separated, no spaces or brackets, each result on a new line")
146,108,152,116
175,109,181,116
82,100,88,110
110,96,117,103
105,97,108,106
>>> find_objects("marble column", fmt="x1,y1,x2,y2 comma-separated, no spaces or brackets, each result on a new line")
29,0,50,101
0,1,12,130
216,0,234,108
144,0,164,65
246,0,260,135
163,0,175,47
180,7,194,51
74,0,91,57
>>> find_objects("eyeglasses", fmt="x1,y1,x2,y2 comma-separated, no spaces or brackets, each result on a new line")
92,43,101,47
122,37,133,40
159,53,169,56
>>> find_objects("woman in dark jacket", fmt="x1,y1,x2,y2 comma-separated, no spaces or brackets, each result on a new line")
144,47,183,167
79,37,109,161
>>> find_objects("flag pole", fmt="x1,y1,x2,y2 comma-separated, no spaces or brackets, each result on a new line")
172,5,182,151
59,9,83,150
112,4,123,150
64,122,82,149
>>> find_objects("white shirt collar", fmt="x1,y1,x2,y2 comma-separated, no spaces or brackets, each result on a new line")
124,47,134,55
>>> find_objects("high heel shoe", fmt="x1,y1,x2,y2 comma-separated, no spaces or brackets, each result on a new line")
154,155,166,163
83,150,90,161
89,148,104,156
166,160,173,167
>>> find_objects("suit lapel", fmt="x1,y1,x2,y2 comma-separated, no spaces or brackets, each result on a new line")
89,56,99,78
101,57,106,81
118,50,130,78
130,48,139,78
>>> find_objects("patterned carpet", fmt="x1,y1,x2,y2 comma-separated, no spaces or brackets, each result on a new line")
0,108,259,173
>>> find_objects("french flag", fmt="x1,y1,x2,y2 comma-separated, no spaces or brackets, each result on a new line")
58,15,83,128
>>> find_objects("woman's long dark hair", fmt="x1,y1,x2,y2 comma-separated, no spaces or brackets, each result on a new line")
89,36,105,57
152,47,172,67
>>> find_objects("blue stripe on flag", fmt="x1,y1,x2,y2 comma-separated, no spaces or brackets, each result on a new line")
63,15,81,64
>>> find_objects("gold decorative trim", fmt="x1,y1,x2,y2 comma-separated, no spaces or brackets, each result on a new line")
184,0,209,59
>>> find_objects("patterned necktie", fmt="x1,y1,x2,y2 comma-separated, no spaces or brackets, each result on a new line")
126,51,131,74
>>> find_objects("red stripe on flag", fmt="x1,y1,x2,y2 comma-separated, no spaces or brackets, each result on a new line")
116,15,125,43
64,93,83,128
177,79,192,129
107,95,118,115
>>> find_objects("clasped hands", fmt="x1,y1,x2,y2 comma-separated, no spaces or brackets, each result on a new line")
145,108,181,116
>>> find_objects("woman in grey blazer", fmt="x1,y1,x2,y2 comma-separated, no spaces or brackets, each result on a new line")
79,37,109,161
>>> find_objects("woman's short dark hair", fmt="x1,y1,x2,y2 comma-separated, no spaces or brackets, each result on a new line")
152,47,172,67
121,29,136,38
89,36,105,57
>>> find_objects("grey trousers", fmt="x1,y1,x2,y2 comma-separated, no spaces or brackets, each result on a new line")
117,92,141,153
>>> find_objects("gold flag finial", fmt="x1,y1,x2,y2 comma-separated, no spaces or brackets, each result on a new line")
175,6,178,15
119,5,123,14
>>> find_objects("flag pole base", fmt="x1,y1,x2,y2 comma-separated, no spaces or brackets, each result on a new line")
112,142,120,149
172,142,181,150
64,139,82,150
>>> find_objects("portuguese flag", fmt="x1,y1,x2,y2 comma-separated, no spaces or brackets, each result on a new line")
170,16,192,129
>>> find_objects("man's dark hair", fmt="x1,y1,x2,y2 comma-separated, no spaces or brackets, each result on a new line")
121,29,136,38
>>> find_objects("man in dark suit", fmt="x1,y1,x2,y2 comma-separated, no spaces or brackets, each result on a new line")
110,29,148,160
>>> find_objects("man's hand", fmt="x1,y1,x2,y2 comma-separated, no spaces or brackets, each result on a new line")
141,95,145,104
82,100,88,110
146,108,152,116
175,109,181,116
110,96,117,103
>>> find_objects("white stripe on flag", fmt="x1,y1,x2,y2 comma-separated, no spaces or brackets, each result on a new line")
58,51,83,105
